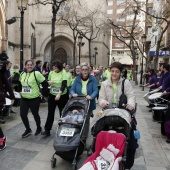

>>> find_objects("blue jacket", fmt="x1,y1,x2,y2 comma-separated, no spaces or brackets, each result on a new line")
70,74,98,111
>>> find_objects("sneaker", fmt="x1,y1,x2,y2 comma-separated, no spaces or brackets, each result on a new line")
0,136,6,151
41,130,50,136
22,129,32,138
34,127,42,136
0,118,5,124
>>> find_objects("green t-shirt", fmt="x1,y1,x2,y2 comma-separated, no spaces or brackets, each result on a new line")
105,70,111,80
112,83,117,104
11,69,20,87
65,71,72,87
20,71,45,99
48,70,67,96
71,76,76,86
11,69,20,78
81,79,89,95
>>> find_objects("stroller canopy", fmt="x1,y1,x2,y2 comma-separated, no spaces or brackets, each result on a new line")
100,108,131,125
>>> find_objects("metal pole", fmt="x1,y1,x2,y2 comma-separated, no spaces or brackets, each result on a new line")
79,44,81,64
95,53,96,65
51,3,57,62
140,43,144,85
142,43,145,91
20,9,24,70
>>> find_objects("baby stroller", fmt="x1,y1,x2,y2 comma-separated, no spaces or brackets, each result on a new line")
51,96,90,169
89,108,138,169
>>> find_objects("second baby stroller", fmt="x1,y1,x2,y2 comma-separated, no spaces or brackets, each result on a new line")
51,96,90,169
90,108,139,169
79,131,126,170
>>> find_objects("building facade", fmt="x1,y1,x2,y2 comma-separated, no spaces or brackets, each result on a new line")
0,0,6,53
3,0,110,68
107,0,146,70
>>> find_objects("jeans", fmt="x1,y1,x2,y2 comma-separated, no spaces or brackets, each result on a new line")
44,93,69,131
20,97,41,130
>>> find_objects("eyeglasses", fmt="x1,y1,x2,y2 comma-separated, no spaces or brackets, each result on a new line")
76,67,81,70
82,68,89,71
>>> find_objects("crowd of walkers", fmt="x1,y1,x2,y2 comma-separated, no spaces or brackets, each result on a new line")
0,57,136,156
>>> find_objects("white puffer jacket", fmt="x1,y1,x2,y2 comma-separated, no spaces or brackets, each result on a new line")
99,78,136,109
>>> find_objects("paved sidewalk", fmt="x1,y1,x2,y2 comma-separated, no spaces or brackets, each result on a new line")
0,81,170,170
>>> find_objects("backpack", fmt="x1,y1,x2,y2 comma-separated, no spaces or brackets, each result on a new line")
12,72,20,84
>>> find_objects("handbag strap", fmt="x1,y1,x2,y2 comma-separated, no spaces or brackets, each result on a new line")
121,79,126,94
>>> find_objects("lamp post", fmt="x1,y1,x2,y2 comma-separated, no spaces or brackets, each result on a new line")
140,34,147,90
78,35,83,64
94,47,98,65
16,0,28,70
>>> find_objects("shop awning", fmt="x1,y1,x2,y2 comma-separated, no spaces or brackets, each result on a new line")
149,50,170,57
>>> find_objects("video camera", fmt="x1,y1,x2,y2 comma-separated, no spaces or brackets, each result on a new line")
0,51,9,71
0,51,8,62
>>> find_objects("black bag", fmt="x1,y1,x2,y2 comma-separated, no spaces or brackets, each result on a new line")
12,72,20,84
118,79,127,108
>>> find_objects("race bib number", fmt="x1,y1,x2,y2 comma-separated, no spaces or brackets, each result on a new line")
51,86,60,94
97,160,108,170
60,127,75,137
22,86,32,94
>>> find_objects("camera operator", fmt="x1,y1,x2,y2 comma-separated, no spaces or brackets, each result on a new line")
0,51,15,150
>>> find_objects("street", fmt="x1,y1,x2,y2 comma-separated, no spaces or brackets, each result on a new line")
0,80,170,170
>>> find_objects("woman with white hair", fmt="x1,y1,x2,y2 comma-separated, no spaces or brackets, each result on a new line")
70,63,98,143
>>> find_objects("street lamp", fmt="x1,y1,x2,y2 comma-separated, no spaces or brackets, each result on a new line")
140,34,147,90
94,47,98,65
78,35,83,64
16,0,28,70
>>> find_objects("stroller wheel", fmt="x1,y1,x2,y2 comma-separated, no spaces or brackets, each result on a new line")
51,158,56,168
72,165,77,170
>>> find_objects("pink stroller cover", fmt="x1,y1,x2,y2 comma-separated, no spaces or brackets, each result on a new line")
84,131,126,164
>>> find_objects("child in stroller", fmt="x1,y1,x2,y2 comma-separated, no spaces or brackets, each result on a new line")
59,109,84,125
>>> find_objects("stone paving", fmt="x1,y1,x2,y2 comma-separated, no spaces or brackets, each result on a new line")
1,80,170,170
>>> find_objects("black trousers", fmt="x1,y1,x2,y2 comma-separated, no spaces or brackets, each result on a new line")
20,97,41,130
44,93,69,131
81,110,92,141
0,127,4,138
0,105,4,138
